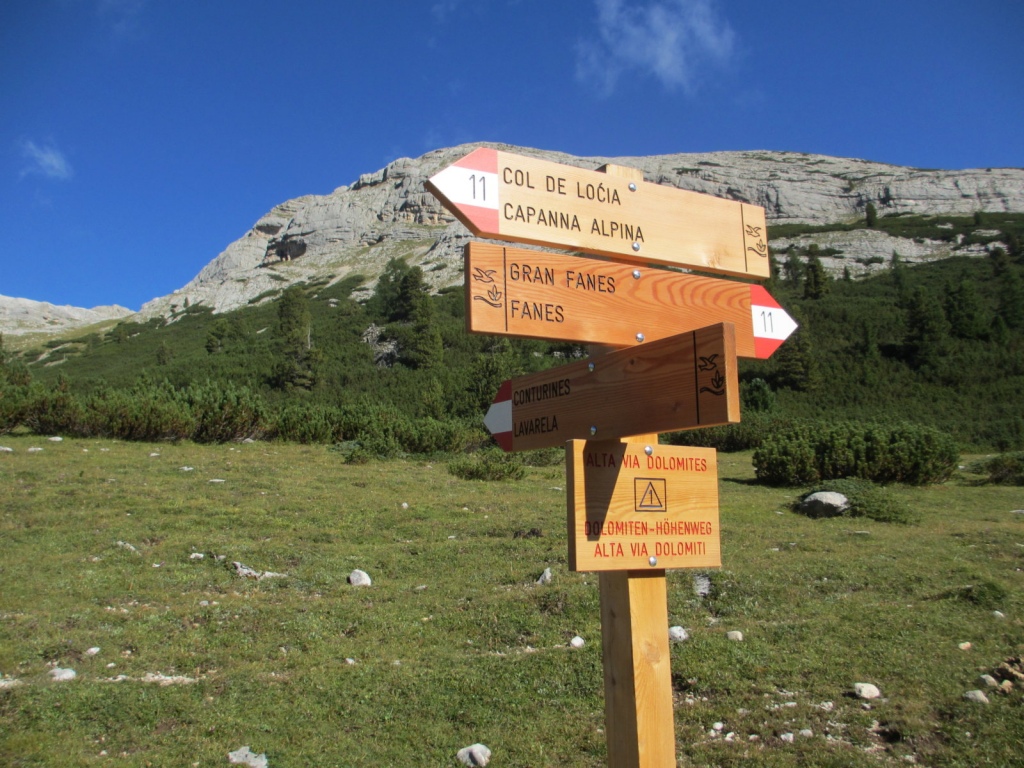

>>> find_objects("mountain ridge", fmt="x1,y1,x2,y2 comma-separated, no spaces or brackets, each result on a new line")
5,142,1024,335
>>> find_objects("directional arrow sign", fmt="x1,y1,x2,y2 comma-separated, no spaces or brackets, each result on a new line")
466,242,797,358
484,323,740,452
426,147,770,280
566,440,720,572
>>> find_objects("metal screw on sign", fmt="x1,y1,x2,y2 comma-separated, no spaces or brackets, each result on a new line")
644,446,654,456
632,242,641,252
632,269,641,279
628,182,637,192
636,333,645,343
589,426,597,435
588,362,596,372
648,556,658,567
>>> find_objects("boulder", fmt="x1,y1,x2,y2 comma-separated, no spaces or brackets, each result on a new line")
797,491,849,518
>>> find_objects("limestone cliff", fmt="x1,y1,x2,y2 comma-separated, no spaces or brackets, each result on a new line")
137,143,1024,319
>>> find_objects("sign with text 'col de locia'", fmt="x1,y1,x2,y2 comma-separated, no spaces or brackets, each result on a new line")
426,147,771,280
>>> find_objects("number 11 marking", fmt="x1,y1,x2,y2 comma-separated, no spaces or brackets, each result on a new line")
469,173,487,202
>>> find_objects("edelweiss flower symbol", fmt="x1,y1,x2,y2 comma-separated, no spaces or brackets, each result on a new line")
745,225,767,258
473,284,503,308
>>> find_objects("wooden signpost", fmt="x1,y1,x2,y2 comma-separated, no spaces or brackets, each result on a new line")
465,241,797,358
426,147,770,279
482,323,739,452
428,150,790,767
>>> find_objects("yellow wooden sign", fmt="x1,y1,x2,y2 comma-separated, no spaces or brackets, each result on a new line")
566,441,720,572
483,323,740,451
466,242,797,358
427,147,770,279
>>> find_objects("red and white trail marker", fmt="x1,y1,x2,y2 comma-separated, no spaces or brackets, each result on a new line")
749,285,799,359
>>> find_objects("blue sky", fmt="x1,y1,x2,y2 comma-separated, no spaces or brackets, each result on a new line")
3,0,1022,310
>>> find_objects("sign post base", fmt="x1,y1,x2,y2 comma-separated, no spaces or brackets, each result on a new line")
599,569,675,767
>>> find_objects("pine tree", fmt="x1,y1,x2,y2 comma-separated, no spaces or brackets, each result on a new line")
772,326,819,392
998,270,1024,330
865,202,878,228
904,287,950,371
944,279,987,340
272,286,318,389
367,257,411,321
784,248,804,287
803,253,831,299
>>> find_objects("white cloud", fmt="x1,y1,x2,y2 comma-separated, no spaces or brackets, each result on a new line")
97,0,147,38
577,0,736,96
19,140,74,181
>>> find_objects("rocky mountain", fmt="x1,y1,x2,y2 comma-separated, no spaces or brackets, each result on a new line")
137,143,1024,320
0,295,133,337
6,142,1024,334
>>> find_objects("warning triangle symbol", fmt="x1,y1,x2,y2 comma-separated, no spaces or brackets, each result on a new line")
639,481,663,510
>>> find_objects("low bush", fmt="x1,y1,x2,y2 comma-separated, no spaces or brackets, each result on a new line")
448,447,526,481
795,478,918,524
86,385,194,441
966,452,1024,486
664,412,785,452
753,420,959,486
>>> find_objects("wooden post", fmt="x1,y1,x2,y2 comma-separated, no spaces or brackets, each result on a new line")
600,566,675,767
590,155,677,768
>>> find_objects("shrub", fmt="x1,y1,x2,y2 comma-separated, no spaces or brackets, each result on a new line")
966,452,1024,485
795,478,918,524
185,382,268,443
753,420,959,486
24,384,87,437
86,385,194,441
448,447,526,481
273,404,347,444
664,412,785,452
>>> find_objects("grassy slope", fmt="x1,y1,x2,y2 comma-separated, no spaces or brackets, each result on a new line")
1,438,1021,766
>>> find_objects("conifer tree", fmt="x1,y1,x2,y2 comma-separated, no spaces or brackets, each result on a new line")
273,286,319,389
944,279,987,340
803,253,831,299
904,287,949,371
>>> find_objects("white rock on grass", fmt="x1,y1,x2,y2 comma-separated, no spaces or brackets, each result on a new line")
85,647,101,656
116,541,138,553
570,635,585,649
456,743,491,766
854,682,881,700
979,674,999,688
536,568,552,586
233,562,287,581
348,569,372,586
693,573,711,597
27,447,43,453
669,626,690,643
0,676,23,689
48,436,63,442
779,732,795,743
726,630,744,642
49,668,76,682
227,746,268,767
963,690,990,704
0,446,13,452
797,491,849,518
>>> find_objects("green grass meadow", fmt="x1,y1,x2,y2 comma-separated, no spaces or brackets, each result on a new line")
1,437,1022,766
